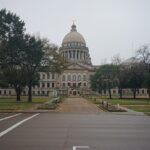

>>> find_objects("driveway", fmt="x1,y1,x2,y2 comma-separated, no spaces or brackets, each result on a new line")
57,97,103,113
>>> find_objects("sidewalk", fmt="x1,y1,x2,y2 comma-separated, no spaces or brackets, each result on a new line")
57,97,103,113
116,106,145,116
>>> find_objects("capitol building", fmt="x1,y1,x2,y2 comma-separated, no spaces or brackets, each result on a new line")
0,24,97,96
0,24,148,97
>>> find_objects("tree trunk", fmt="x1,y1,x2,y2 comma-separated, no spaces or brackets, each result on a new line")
148,88,150,100
108,89,112,99
28,81,32,102
14,87,21,102
119,88,122,99
133,89,136,99
16,92,21,102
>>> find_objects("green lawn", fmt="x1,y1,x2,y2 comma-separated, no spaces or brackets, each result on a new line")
89,97,150,105
0,96,51,112
126,106,150,112
87,96,150,114
104,99,150,105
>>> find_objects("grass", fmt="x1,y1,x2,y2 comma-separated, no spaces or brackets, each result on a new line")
103,99,150,105
0,96,51,112
126,106,150,112
88,96,150,105
87,96,150,114
145,112,150,115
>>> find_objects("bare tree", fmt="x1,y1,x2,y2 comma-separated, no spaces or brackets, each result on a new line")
111,54,125,99
136,45,150,99
111,54,123,65
137,45,150,72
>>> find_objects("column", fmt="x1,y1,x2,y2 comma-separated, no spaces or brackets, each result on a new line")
80,51,82,60
79,50,81,60
69,51,71,59
75,50,77,60
82,51,84,60
79,51,80,60
71,51,73,60
67,51,69,59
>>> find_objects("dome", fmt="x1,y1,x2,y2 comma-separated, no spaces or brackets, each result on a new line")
62,24,86,44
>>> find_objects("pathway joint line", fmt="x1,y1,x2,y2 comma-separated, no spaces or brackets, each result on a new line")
0,113,40,138
0,113,22,122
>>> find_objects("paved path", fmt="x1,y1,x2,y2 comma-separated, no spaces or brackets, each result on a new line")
57,97,103,113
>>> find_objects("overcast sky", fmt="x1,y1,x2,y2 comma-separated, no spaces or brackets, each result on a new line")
0,0,150,65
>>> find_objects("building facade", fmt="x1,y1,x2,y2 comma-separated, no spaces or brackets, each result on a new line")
0,24,95,96
58,24,95,96
0,24,149,97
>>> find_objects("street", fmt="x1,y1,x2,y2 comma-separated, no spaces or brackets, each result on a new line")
0,112,150,150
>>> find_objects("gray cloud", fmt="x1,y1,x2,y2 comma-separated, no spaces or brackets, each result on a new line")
0,0,150,64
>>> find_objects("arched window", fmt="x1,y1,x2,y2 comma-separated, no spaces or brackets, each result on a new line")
78,75,81,81
73,75,76,81
62,75,65,81
68,75,71,81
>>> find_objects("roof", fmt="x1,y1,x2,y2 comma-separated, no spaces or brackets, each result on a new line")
62,24,86,44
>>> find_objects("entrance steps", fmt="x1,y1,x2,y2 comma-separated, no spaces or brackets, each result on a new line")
68,95,81,98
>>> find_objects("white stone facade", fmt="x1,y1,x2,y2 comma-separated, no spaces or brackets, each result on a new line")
0,24,149,97
0,24,94,96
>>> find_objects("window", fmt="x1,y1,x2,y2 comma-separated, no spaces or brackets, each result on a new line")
42,91,45,95
78,75,81,81
73,75,76,81
142,90,144,94
63,83,65,87
68,75,71,81
4,90,6,95
23,91,26,95
73,83,76,87
47,83,50,88
52,82,55,88
38,91,40,95
9,90,11,95
42,83,45,88
113,90,116,94
83,83,86,86
62,75,66,81
68,82,71,86
43,74,45,79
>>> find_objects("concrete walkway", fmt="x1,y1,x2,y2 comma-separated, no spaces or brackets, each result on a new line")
57,97,103,113
118,106,145,116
